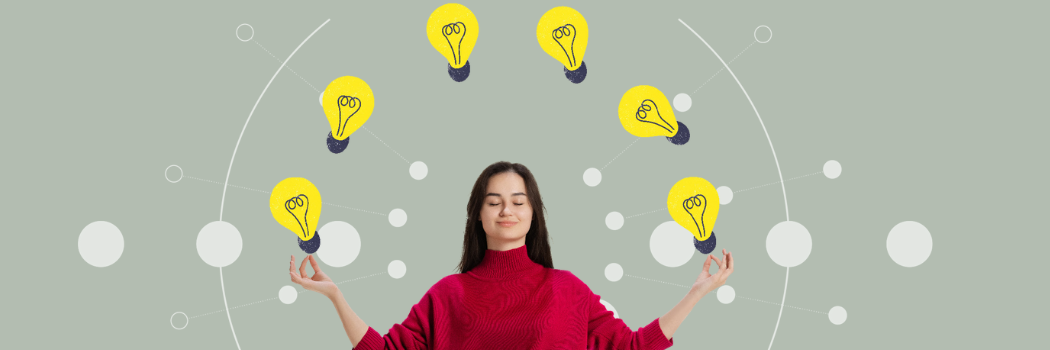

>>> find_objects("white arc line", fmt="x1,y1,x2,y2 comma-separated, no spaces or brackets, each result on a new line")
679,19,791,350
220,18,330,222
216,19,330,350
769,267,789,350
678,19,788,222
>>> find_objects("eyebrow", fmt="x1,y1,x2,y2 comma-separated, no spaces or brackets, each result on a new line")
486,192,526,198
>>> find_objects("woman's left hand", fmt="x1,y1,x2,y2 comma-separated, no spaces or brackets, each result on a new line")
691,248,733,297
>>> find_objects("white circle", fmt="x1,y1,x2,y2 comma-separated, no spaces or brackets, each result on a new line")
389,208,408,228
649,221,696,268
823,160,842,179
583,168,602,187
605,212,624,230
716,285,736,304
754,25,772,43
236,23,254,42
673,93,692,112
410,161,428,180
196,221,243,268
388,260,407,279
604,263,623,282
829,306,847,325
598,299,620,319
165,165,183,183
279,285,298,304
765,221,812,268
887,221,932,267
319,90,324,107
717,186,734,205
78,221,124,268
170,311,188,330
316,221,361,268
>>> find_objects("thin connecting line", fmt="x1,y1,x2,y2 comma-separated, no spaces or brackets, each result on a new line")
626,273,825,315
254,40,321,93
602,138,641,171
363,127,410,164
625,208,666,219
693,40,757,94
735,171,823,194
191,271,385,319
186,174,385,216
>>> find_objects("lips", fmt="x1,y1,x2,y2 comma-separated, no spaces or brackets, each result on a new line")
498,221,518,227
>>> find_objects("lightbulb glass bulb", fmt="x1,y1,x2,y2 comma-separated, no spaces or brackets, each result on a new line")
667,177,720,242
618,85,679,138
322,76,374,141
426,3,478,69
537,7,588,71
270,177,323,243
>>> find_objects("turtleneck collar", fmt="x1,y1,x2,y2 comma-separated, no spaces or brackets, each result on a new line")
467,244,545,281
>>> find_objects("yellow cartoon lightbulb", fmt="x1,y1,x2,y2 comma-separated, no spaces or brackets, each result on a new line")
322,76,374,154
667,177,720,254
618,85,691,145
536,6,589,83
270,177,323,254
426,3,479,82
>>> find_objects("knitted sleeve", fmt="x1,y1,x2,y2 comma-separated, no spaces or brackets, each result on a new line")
585,288,675,350
353,288,436,350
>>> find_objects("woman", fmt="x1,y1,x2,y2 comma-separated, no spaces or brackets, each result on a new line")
289,161,734,349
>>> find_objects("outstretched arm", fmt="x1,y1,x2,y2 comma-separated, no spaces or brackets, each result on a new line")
658,248,733,340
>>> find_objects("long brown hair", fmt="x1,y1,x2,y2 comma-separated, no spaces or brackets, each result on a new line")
458,161,554,273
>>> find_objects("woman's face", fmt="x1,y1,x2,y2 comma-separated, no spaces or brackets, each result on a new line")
479,171,533,250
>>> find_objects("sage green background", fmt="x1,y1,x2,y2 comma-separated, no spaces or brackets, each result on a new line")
2,0,1046,348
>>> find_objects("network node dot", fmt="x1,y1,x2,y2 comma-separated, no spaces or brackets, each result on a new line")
824,160,842,179
196,221,243,268
279,285,298,304
410,161,428,180
236,23,254,42
717,186,734,205
316,221,361,268
829,306,848,325
673,93,692,112
583,168,602,187
605,263,623,282
79,221,124,268
717,285,736,304
170,311,188,330
165,165,183,183
887,221,932,267
605,212,624,230
754,25,772,43
389,208,408,228
388,260,407,279
765,221,812,268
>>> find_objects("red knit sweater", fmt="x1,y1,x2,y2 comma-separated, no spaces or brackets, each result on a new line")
355,244,675,349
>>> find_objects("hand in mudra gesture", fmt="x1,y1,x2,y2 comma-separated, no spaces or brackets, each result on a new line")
290,254,339,299
692,248,734,297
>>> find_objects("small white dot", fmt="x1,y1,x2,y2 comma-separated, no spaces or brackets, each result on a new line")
766,221,812,268
604,263,623,282
605,212,624,230
673,93,692,112
279,285,298,304
388,260,407,279
196,221,243,268
717,285,736,304
410,161,428,180
170,312,189,330
650,221,695,268
165,165,183,183
717,186,734,205
829,306,847,325
236,23,254,42
824,160,842,179
79,221,124,268
599,299,620,319
583,168,602,187
887,221,932,267
389,208,408,228
754,25,772,43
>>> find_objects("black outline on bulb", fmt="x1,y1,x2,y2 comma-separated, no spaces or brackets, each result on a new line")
336,95,361,138
285,194,311,240
683,194,709,241
636,99,676,134
442,22,466,66
552,24,577,68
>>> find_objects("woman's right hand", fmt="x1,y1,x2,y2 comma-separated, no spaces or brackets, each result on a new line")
290,254,339,299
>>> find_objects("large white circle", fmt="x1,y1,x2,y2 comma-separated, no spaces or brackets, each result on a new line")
649,221,696,268
583,168,602,187
829,306,847,325
824,160,842,179
78,221,124,268
604,263,623,282
887,221,932,267
410,161,428,180
236,23,254,42
599,299,620,319
388,260,406,279
165,165,183,183
717,186,734,205
389,208,408,227
196,221,243,268
766,221,812,268
673,93,692,112
279,285,298,304
754,25,772,43
316,221,361,268
170,312,188,330
605,212,624,230
717,285,736,304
